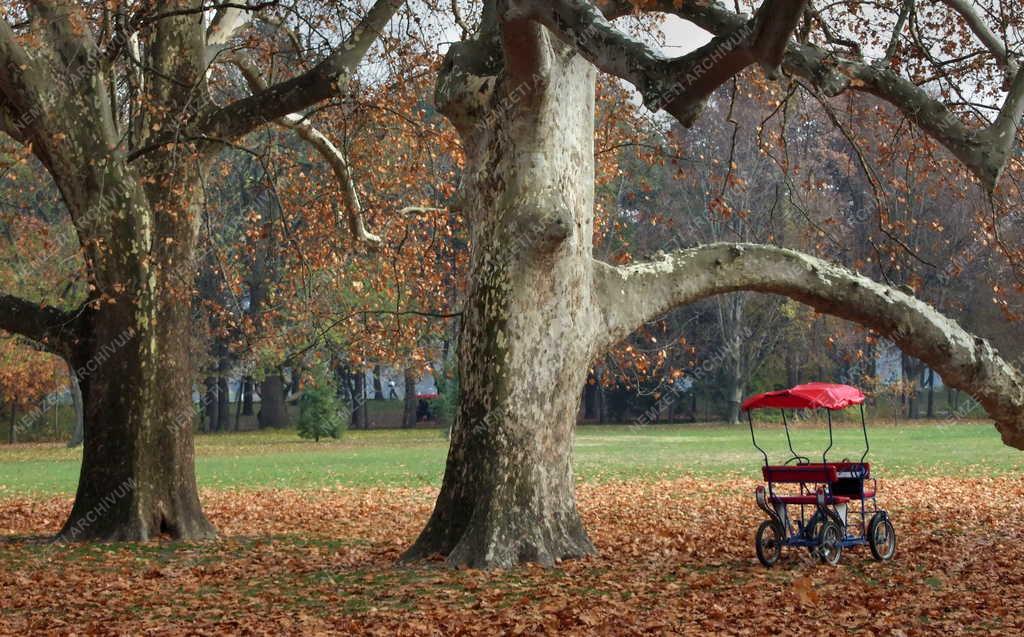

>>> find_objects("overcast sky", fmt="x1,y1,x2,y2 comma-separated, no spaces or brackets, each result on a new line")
659,15,713,54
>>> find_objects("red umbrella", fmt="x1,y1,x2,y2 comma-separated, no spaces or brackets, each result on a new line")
742,382,865,412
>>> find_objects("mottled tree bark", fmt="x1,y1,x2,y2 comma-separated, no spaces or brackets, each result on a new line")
405,19,599,568
61,162,215,541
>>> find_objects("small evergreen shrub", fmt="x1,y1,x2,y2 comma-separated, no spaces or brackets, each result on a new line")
297,384,344,442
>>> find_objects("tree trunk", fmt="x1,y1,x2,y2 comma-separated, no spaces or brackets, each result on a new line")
203,376,219,432
582,374,597,420
217,377,230,430
352,370,368,429
718,295,745,425
234,380,243,431
402,367,418,428
926,368,936,418
241,377,254,416
373,365,385,400
258,374,288,429
405,28,598,568
725,382,743,425
786,349,800,388
7,403,15,445
903,355,919,419
66,369,84,448
0,0,397,543
59,159,215,541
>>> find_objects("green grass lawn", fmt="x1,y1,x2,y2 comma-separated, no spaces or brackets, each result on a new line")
0,420,1020,497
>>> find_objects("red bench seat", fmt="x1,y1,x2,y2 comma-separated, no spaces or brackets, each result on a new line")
770,494,850,505
762,465,838,484
760,462,875,504
798,462,871,478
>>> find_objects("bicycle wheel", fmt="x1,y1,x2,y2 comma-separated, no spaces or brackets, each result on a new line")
817,521,843,565
755,519,784,567
868,512,897,561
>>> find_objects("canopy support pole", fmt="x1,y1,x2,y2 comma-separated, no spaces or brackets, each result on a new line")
781,409,799,461
823,409,834,465
859,403,870,463
748,411,768,466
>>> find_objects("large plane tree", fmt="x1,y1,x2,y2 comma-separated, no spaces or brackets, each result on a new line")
0,0,404,540
403,0,1024,568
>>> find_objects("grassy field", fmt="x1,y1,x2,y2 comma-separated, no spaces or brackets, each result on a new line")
0,419,1019,497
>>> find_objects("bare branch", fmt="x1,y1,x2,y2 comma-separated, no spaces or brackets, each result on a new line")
137,1,279,28
807,2,862,58
939,0,1018,85
883,0,911,63
224,55,381,246
195,0,404,142
451,0,472,40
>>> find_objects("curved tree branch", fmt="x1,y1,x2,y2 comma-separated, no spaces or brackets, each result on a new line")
592,243,1024,448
